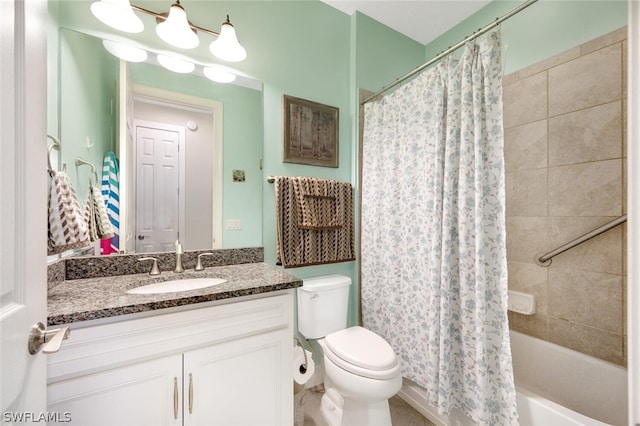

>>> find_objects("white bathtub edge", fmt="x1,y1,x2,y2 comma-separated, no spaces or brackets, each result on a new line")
397,379,612,426
397,380,475,426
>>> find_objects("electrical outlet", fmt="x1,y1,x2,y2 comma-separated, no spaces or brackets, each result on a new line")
226,219,242,230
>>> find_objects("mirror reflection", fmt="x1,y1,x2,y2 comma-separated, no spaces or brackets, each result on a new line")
51,28,264,256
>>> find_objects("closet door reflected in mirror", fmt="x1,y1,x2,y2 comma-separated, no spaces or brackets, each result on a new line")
134,122,184,253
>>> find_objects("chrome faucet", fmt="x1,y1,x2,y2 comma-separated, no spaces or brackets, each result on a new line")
195,252,215,271
174,240,185,273
139,257,160,275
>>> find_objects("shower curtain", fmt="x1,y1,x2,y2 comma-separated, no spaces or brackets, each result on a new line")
361,31,518,425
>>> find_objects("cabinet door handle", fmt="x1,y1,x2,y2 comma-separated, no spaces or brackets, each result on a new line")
173,377,178,420
188,373,193,414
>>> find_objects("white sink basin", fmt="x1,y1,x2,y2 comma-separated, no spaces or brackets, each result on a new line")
127,278,227,295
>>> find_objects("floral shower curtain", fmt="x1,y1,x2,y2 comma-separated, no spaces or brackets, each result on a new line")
361,31,518,425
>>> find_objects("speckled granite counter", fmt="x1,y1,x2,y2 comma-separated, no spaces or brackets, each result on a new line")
48,262,302,326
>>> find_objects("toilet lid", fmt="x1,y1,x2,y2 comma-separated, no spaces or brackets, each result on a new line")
324,326,400,379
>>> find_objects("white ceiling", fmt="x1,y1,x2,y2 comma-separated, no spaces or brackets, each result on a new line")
320,0,492,45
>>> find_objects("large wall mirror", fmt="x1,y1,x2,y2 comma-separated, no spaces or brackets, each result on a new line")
50,28,264,256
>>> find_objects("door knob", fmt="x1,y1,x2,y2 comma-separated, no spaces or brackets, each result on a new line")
28,322,70,355
138,235,146,240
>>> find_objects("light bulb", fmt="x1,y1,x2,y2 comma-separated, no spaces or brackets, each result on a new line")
156,2,199,49
203,65,237,83
103,40,148,63
209,16,247,62
90,0,144,33
157,54,195,73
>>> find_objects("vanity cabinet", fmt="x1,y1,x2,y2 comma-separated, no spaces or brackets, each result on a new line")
47,292,294,425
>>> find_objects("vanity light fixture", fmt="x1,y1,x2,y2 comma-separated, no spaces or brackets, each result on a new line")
157,54,196,74
209,16,247,63
102,40,148,62
203,65,237,83
90,0,144,33
155,1,199,49
100,40,239,83
90,0,247,62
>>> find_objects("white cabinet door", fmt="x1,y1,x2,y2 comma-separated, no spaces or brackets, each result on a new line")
184,329,292,426
48,354,183,426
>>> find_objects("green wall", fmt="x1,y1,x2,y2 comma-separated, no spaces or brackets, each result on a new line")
352,12,425,93
424,0,628,75
59,29,118,201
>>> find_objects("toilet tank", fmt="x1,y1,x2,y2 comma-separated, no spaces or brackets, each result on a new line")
297,275,351,339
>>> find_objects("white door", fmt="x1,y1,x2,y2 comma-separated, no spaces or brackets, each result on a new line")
134,122,185,253
0,0,48,417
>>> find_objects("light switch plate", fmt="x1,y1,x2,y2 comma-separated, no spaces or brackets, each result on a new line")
226,219,242,230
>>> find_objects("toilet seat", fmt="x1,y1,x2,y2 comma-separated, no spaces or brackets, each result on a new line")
324,326,400,380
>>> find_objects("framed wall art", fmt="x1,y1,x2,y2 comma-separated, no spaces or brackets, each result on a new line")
283,95,339,167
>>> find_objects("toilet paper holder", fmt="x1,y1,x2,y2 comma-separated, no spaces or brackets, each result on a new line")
294,336,309,373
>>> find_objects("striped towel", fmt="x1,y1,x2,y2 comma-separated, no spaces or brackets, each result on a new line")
291,177,344,230
85,184,115,242
275,176,355,268
100,152,120,254
48,170,91,255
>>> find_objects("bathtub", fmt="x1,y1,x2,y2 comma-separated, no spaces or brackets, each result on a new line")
397,331,628,426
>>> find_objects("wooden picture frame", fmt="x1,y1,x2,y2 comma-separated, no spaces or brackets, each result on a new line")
283,95,339,167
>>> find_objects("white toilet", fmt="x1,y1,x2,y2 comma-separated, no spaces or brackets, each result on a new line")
297,275,402,426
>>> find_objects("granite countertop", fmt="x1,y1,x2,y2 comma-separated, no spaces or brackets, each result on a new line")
48,263,302,326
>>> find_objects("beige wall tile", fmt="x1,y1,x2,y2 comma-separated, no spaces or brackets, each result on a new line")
623,40,627,100
504,119,547,172
503,71,547,129
504,27,627,366
549,318,624,365
623,97,627,158
623,223,627,275
548,268,622,334
509,311,548,340
623,275,627,337
580,27,627,55
549,44,622,117
508,261,548,316
549,101,622,166
548,217,623,275
506,217,548,264
504,46,581,86
502,71,520,87
506,169,548,217
548,160,622,217
623,158,627,214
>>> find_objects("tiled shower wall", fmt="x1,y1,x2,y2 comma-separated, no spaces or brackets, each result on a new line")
503,27,627,366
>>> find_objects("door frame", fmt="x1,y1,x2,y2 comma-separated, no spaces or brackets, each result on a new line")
133,120,186,251
130,85,223,249
627,1,640,423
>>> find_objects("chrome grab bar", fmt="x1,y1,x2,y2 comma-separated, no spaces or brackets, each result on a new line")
535,214,626,267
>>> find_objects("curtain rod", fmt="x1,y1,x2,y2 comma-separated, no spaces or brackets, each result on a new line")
362,0,539,105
